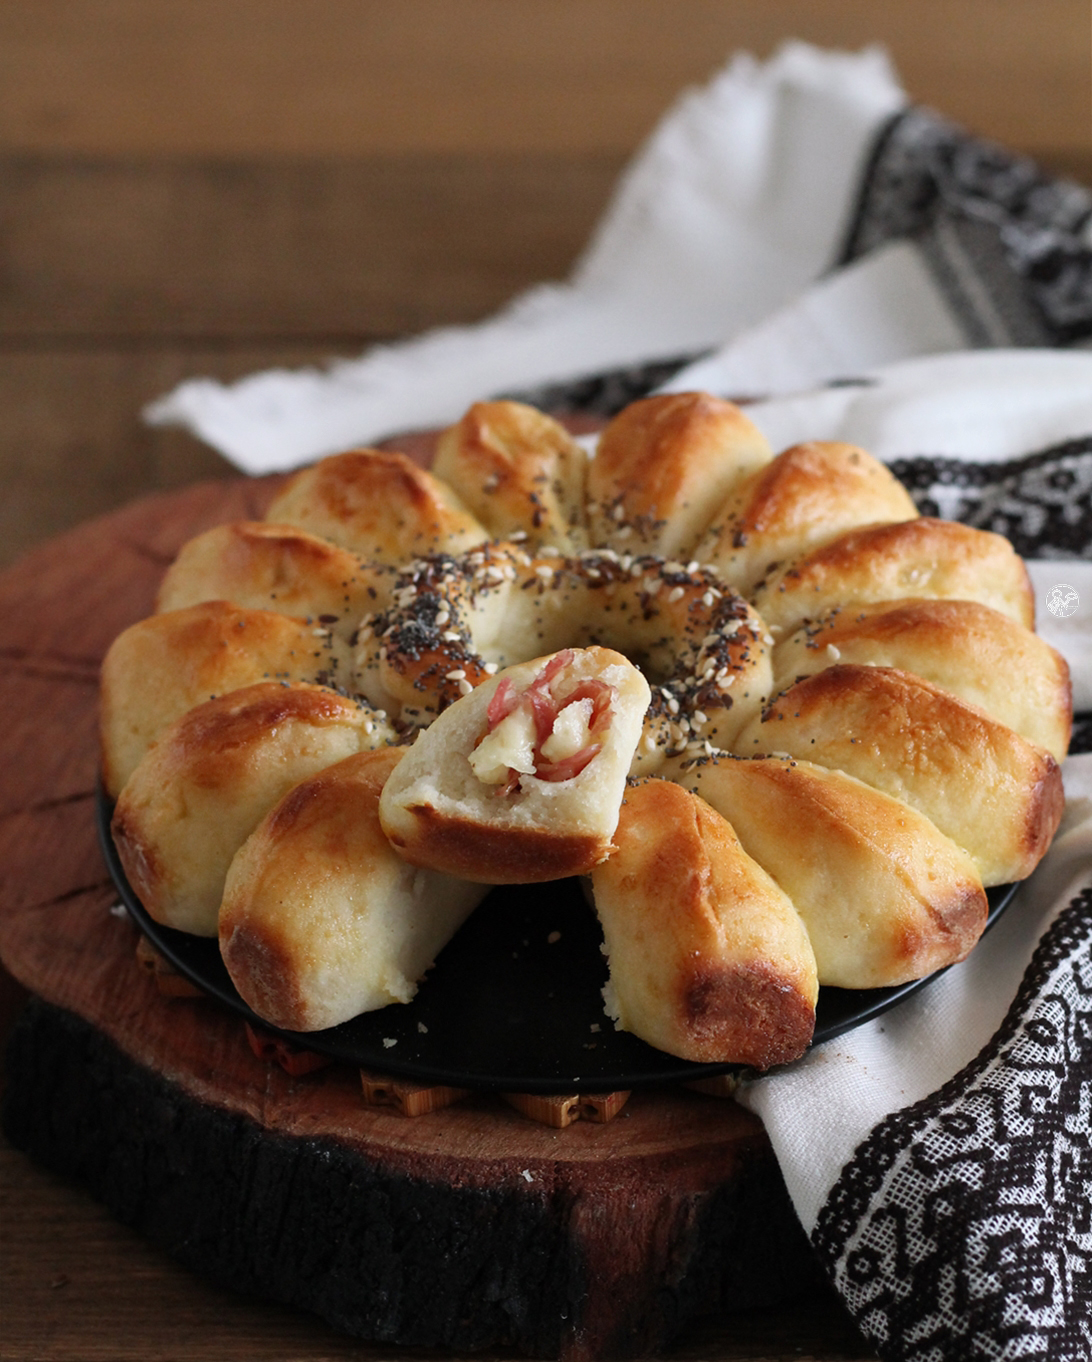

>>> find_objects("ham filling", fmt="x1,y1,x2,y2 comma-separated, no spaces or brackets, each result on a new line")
469,650,615,790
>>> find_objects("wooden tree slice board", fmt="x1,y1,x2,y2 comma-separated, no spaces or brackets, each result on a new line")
0,474,819,1359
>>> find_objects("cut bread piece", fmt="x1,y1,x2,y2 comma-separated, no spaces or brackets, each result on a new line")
771,598,1072,762
591,777,817,1069
99,600,354,797
221,746,488,1032
735,665,1064,886
111,683,396,936
379,647,650,882
663,752,989,990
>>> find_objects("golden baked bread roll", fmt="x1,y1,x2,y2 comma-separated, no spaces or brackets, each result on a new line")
696,441,918,594
664,752,989,989
586,393,772,557
736,665,1064,885
100,600,354,797
379,647,650,882
771,598,1072,762
220,746,488,1031
264,447,489,562
111,683,396,936
155,521,394,640
750,518,1035,633
432,401,589,553
590,777,817,1068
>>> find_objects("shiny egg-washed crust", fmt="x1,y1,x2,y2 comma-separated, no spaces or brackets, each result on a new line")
751,517,1035,633
432,400,589,554
220,745,488,1032
771,598,1072,762
378,647,651,883
155,521,397,640
591,777,818,1069
586,392,773,558
264,448,489,562
737,665,1065,887
695,440,919,594
111,682,396,936
662,753,989,990
99,600,354,798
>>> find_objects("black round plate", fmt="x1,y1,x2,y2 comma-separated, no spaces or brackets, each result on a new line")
97,789,1018,1092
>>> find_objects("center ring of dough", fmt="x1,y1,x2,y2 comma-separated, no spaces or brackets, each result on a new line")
353,542,774,774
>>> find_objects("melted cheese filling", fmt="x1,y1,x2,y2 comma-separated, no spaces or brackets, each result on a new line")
468,694,598,784
468,705,538,784
539,697,595,763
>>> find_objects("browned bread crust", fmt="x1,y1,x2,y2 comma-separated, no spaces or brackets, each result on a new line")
751,517,1035,632
432,401,589,553
737,665,1065,886
111,682,395,936
220,746,487,1031
155,520,394,638
591,777,817,1068
265,447,488,561
697,441,919,593
772,598,1072,761
100,600,354,797
664,753,989,989
587,392,772,557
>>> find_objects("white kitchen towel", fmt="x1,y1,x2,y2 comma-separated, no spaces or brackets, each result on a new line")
144,41,906,471
740,757,1092,1360
657,104,1092,405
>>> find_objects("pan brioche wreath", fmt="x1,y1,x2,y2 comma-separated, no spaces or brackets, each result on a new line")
101,392,1072,1070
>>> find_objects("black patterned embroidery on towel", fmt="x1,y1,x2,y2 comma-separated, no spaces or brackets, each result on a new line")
886,437,1092,561
497,353,705,417
840,107,1092,348
811,886,1092,1362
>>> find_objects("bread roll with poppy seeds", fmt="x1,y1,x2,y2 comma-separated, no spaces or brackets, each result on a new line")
586,393,772,557
771,598,1072,762
156,520,394,640
432,400,589,553
750,518,1035,633
696,441,918,594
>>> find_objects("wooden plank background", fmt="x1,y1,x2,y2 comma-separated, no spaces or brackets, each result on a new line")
0,0,1089,568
